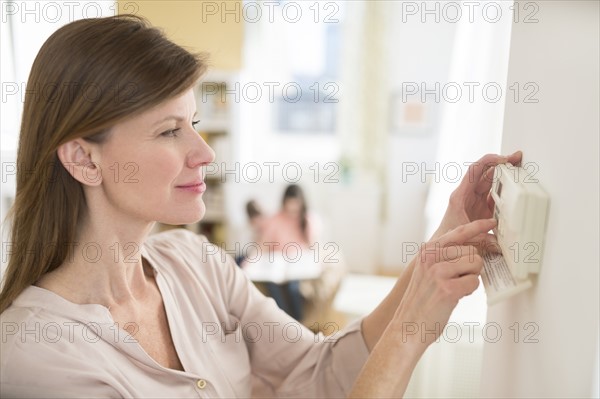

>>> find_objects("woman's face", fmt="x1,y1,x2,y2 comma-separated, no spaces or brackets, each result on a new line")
93,88,215,226
283,198,303,219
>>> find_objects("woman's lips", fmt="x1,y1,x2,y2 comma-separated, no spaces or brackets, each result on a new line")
176,181,206,194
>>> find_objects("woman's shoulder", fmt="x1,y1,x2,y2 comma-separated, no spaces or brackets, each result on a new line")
0,296,111,393
1,305,62,360
144,228,219,264
145,227,210,249
142,229,253,327
142,228,239,284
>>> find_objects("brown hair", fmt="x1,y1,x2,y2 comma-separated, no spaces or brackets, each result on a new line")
0,15,208,313
282,184,309,242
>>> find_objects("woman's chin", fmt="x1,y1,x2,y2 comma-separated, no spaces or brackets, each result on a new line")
159,207,206,226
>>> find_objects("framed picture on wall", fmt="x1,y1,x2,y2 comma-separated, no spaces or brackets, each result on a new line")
389,91,438,137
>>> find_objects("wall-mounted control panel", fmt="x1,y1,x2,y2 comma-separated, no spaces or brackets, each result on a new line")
481,163,550,305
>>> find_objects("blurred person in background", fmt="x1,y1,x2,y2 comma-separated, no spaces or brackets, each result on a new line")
235,200,266,266
259,184,321,321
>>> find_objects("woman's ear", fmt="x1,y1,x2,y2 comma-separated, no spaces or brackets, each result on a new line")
56,139,103,187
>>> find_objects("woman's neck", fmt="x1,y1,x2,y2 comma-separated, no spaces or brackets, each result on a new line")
35,217,156,310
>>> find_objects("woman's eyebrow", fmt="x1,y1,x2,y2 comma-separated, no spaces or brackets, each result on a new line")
152,111,198,127
152,115,183,127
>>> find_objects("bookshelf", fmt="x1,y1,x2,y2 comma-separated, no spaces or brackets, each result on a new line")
153,71,238,245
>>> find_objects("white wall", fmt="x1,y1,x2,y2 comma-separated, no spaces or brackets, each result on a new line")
480,1,600,397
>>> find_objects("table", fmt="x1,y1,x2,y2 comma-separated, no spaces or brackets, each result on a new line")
242,253,323,284
332,273,397,319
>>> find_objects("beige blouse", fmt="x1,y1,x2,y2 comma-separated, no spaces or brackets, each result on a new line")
0,229,369,398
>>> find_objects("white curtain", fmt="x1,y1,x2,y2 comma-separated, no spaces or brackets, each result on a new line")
424,0,514,238
1,3,19,153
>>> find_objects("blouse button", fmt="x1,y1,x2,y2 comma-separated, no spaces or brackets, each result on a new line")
196,379,207,389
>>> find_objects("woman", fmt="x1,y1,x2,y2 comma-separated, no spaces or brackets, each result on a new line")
0,15,521,398
259,184,317,321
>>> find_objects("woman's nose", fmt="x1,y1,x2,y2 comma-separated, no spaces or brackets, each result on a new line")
187,130,215,169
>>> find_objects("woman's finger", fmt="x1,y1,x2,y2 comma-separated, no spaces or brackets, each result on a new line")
435,254,483,278
507,150,523,166
462,152,523,195
487,191,495,213
474,164,498,195
460,153,507,190
446,274,481,298
476,150,524,191
438,218,497,247
437,245,478,262
463,232,501,253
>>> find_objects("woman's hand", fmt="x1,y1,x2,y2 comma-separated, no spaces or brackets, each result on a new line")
393,218,496,348
432,151,522,241
349,218,496,398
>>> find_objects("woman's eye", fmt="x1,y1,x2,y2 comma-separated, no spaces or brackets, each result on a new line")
192,120,201,129
161,129,180,137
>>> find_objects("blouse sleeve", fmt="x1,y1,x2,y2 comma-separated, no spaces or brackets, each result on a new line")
215,240,370,397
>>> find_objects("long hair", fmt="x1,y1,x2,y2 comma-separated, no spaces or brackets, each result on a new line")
0,15,208,313
282,184,309,243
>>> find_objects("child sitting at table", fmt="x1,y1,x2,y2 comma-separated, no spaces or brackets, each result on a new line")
259,184,319,321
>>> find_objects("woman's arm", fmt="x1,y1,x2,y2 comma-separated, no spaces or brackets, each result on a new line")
360,257,416,351
359,151,522,351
